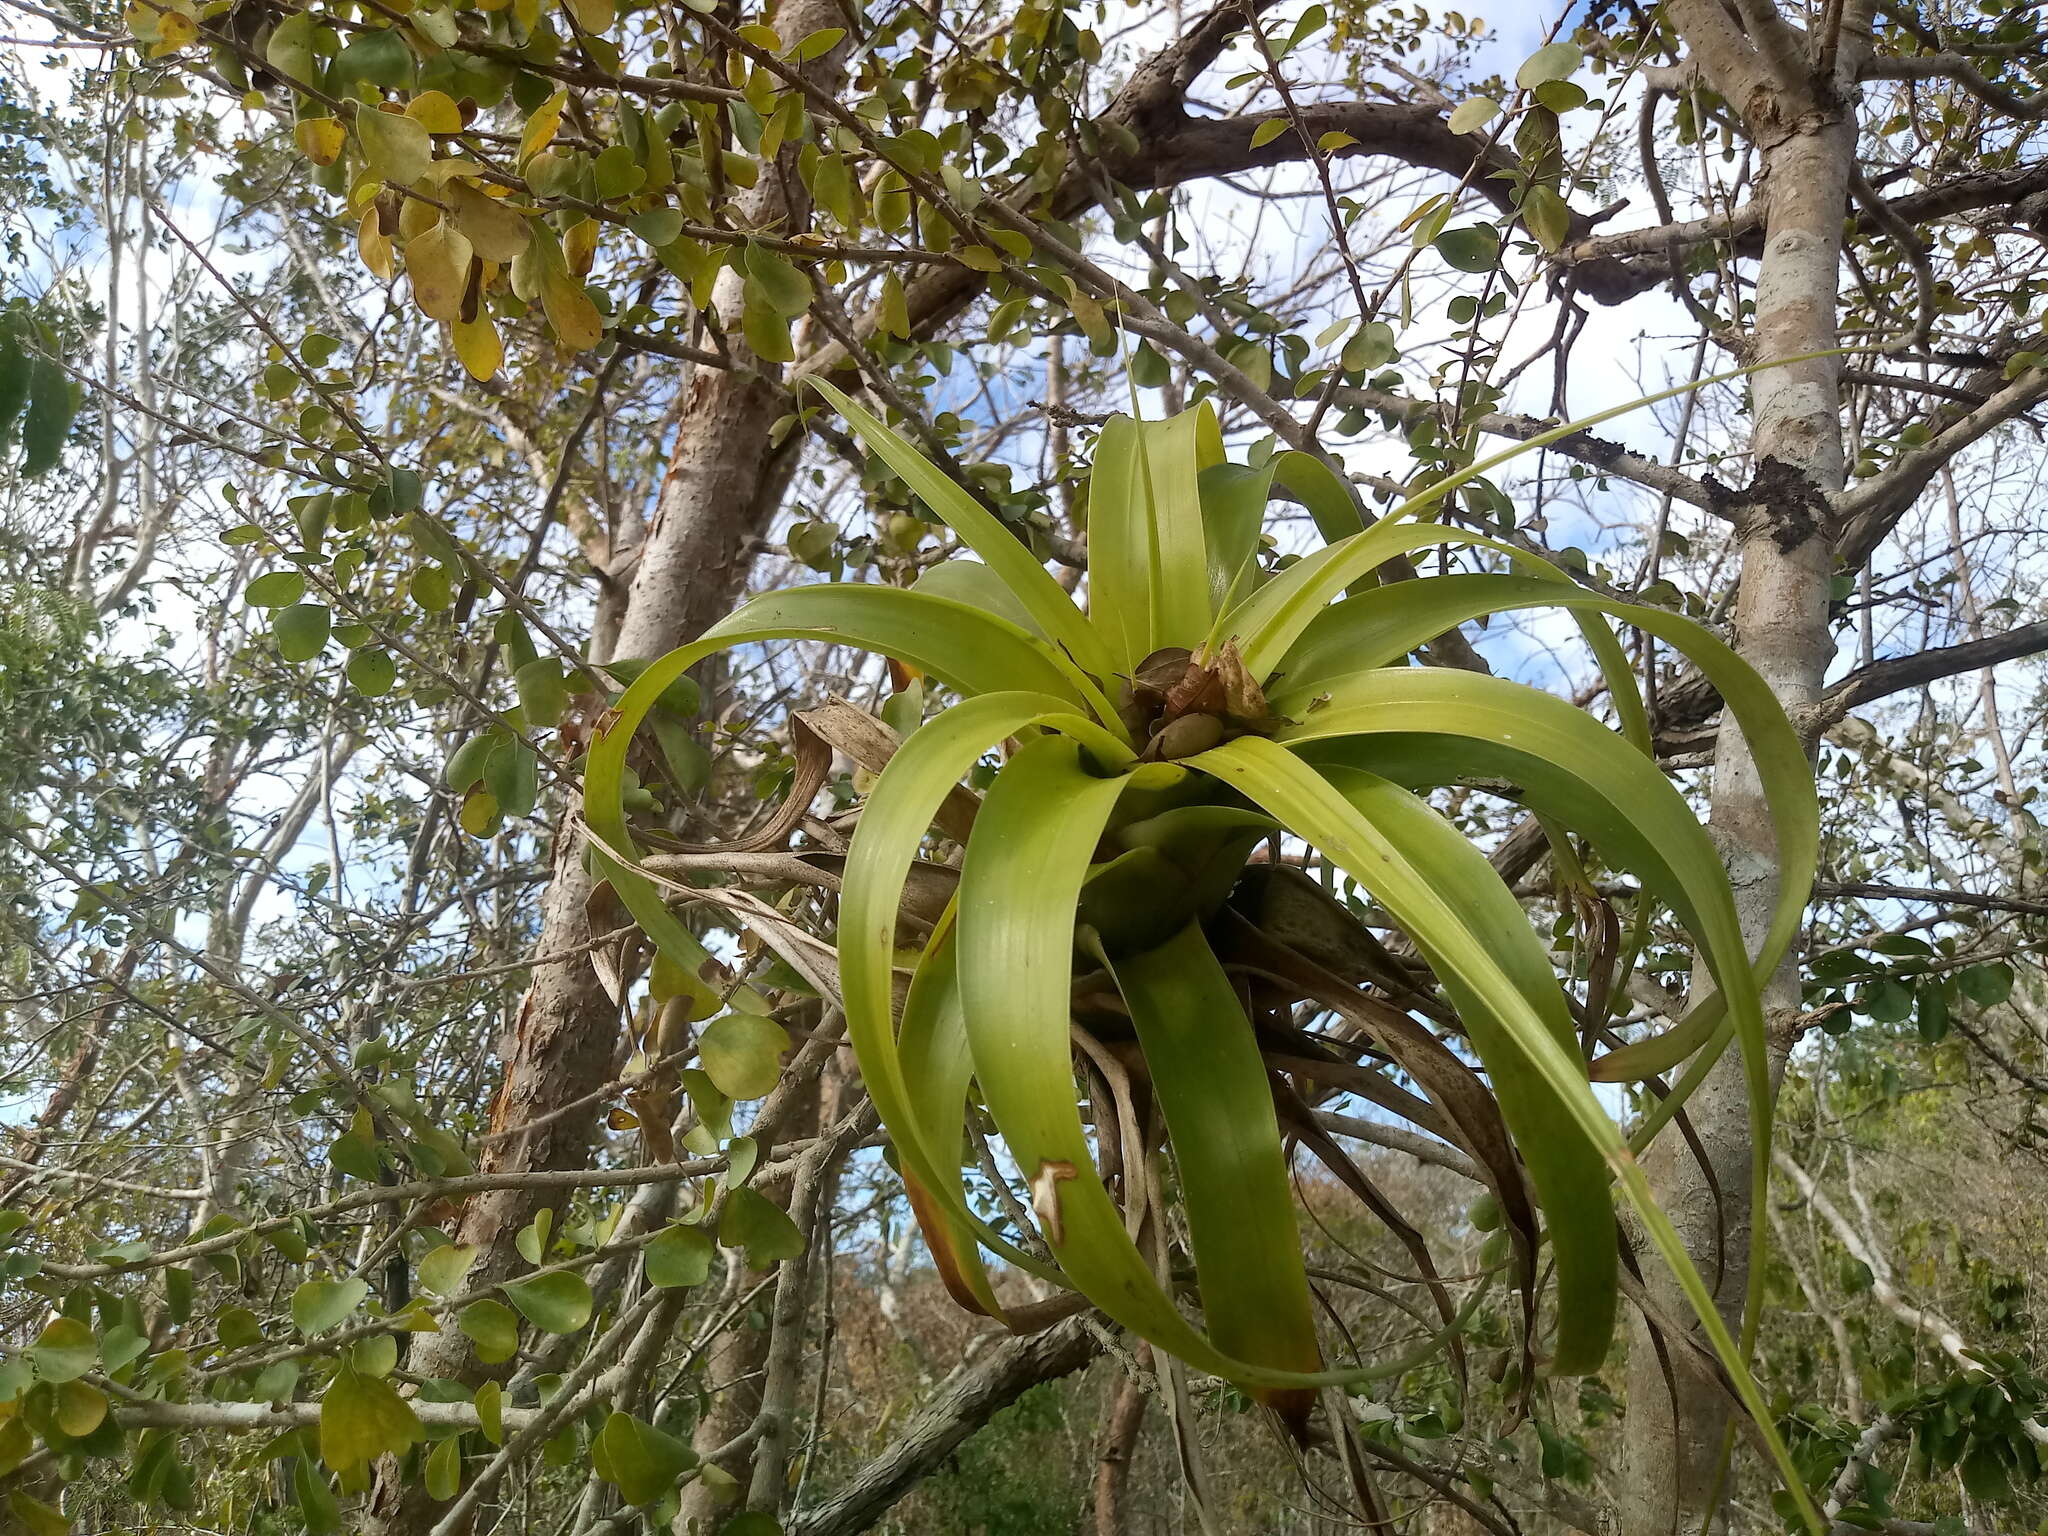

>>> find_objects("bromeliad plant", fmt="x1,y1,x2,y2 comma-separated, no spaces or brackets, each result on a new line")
583,377,1823,1523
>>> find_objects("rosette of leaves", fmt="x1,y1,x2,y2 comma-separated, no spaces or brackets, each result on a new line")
583,378,1822,1519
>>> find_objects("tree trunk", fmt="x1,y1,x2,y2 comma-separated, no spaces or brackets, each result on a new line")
1091,1349,1151,1536
1619,8,1859,1530
366,9,848,1533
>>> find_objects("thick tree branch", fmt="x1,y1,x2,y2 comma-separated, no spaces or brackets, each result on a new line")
798,1,1601,380
785,1318,1100,1536
1655,619,2048,750
1817,620,2048,722
1815,880,2048,919
1562,157,2048,307
1863,50,2048,117
1836,365,2048,564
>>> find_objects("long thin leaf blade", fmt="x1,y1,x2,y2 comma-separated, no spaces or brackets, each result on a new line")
1235,350,1844,674
1313,764,1612,1372
1088,408,1222,666
1223,518,1450,673
713,583,1101,708
807,378,1118,685
1270,572,1817,1079
1197,461,1277,625
1187,737,1824,1534
1113,921,1323,1402
1134,407,1219,651
582,583,1113,1001
910,560,1043,638
838,691,1130,1286
895,912,1009,1319
956,735,1359,1388
1275,670,1769,1064
1272,661,1805,1492
1081,416,1152,671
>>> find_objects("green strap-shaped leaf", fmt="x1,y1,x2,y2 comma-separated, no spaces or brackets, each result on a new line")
1112,920,1323,1401
1270,571,1818,1082
704,584,1111,712
1278,672,1776,1285
1083,416,1153,671
1312,765,1611,1372
1272,449,1367,546
1197,461,1277,629
956,732,1338,1386
1234,350,1844,673
1089,407,1218,665
807,378,1117,686
1222,514,1444,673
911,560,1044,638
1272,663,1809,1489
583,584,1124,991
837,691,1131,1289
1270,528,1653,752
1276,668,1747,1000
1186,736,1824,1534
893,911,1010,1319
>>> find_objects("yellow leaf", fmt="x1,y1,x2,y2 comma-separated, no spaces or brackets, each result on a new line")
562,216,597,279
358,209,396,280
405,89,463,133
520,89,567,167
415,156,482,186
1521,183,1572,253
397,192,439,242
542,270,602,351
319,1364,423,1472
564,0,613,31
453,315,503,381
459,787,500,837
954,245,1002,272
295,118,346,167
54,1382,107,1439
877,270,908,337
357,106,432,185
345,174,384,219
447,182,530,261
406,219,474,323
156,9,196,45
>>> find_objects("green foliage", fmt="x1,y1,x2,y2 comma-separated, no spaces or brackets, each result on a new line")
6,2,2047,1532
586,377,1823,1523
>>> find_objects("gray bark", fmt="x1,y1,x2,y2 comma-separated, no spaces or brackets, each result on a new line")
1619,5,1864,1530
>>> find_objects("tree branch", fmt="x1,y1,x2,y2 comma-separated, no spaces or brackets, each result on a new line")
1836,366,2048,564
785,1317,1100,1536
1332,382,1737,514
1655,618,2048,751
1816,620,2048,724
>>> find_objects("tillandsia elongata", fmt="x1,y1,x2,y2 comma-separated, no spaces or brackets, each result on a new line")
579,369,1826,1530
